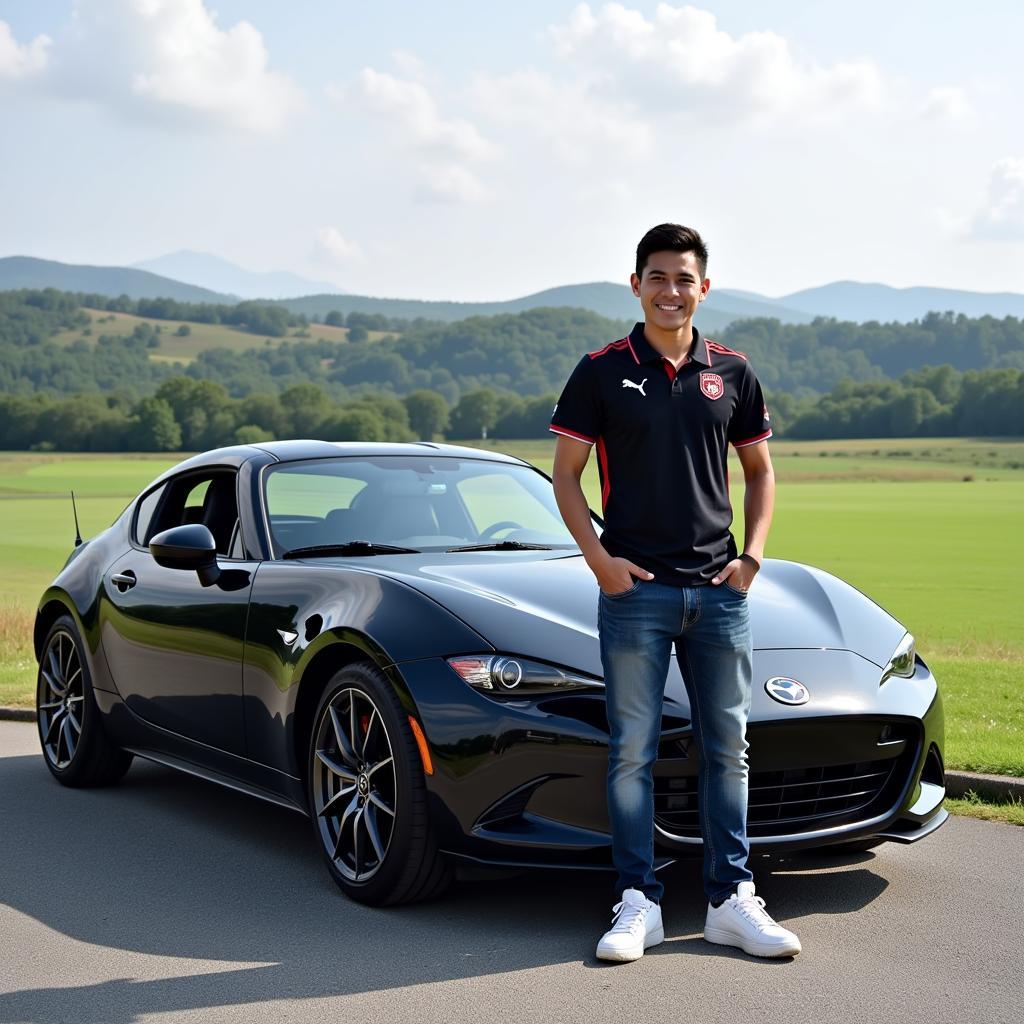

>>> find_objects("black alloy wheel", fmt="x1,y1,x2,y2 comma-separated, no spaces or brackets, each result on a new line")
313,685,397,883
36,614,133,786
308,662,451,905
38,626,85,770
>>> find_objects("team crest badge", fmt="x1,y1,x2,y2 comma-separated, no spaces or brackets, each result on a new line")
699,372,724,400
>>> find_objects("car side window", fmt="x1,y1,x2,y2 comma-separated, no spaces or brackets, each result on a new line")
147,471,241,558
133,484,167,547
181,479,210,526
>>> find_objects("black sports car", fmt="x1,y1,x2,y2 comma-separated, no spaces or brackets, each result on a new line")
35,441,947,905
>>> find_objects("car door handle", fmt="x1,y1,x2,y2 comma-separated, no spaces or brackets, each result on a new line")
111,570,137,592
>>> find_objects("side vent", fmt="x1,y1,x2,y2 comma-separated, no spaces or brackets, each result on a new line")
474,774,568,829
921,744,945,787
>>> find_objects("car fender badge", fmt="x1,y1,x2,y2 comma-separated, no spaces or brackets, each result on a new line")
764,677,809,705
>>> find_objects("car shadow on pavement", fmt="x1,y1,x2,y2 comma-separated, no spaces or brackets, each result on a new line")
0,752,889,1024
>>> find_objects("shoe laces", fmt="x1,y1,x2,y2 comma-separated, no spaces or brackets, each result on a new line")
730,892,778,931
609,897,650,936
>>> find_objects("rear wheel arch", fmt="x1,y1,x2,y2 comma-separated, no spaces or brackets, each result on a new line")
37,612,133,786
34,596,79,661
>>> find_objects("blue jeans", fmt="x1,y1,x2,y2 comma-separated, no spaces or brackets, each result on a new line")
598,578,754,904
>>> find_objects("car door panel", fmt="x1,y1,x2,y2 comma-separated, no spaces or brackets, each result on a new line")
98,551,255,754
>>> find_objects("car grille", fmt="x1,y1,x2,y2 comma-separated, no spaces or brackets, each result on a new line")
654,718,921,839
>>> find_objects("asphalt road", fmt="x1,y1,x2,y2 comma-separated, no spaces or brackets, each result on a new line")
0,720,1020,1024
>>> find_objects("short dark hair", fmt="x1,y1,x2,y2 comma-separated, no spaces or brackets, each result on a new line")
636,223,708,279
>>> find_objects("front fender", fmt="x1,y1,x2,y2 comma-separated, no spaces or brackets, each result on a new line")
241,561,492,774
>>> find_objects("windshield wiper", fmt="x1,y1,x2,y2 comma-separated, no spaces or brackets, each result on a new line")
445,540,554,552
282,541,420,559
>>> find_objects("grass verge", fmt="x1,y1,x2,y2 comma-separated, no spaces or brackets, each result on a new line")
935,657,1024,777
0,605,35,708
945,791,1024,826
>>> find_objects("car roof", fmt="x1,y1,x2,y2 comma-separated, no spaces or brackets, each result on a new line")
153,440,529,480
250,440,528,465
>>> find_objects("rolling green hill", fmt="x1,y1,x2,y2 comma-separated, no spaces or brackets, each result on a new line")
50,308,364,364
0,256,232,303
274,282,755,332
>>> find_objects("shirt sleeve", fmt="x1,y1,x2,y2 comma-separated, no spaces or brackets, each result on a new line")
728,362,773,448
550,355,601,445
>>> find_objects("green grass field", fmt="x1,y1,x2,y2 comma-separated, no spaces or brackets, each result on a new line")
1,439,1021,781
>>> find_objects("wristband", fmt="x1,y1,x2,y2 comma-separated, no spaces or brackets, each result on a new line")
739,553,761,571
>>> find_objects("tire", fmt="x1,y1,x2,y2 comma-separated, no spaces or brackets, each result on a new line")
36,614,133,787
307,662,452,906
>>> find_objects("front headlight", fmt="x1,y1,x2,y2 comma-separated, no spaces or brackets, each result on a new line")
447,655,601,696
881,632,916,684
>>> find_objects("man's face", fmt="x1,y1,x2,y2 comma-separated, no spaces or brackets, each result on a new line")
630,250,710,331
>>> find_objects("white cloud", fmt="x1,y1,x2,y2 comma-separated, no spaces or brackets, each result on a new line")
53,0,303,134
968,157,1024,241
922,86,973,120
390,48,428,82
414,164,488,205
356,68,497,161
313,227,364,266
549,3,884,121
0,20,51,79
343,64,496,204
469,69,649,162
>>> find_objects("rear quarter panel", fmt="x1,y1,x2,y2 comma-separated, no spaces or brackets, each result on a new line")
35,511,133,695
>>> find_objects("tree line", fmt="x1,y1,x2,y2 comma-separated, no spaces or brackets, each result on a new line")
1,288,1023,446
1,364,1021,451
3,288,1024,405
0,376,556,451
780,366,1024,438
181,307,1024,402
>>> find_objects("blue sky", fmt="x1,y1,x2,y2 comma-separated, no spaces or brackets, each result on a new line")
1,1,1022,300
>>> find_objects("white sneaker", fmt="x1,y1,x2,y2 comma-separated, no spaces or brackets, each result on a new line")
704,881,801,958
595,888,664,962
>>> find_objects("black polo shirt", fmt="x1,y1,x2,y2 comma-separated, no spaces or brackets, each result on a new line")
550,321,772,586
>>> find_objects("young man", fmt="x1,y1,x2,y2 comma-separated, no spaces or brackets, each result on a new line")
550,224,801,962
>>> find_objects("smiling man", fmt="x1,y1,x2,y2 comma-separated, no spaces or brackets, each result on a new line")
550,223,801,962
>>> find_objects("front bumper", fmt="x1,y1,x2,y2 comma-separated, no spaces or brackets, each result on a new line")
393,652,946,869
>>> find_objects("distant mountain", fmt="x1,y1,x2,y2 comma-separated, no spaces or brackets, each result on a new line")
705,289,813,323
779,281,1024,322
277,282,813,333
133,250,343,300
4,255,1023,328
0,256,231,303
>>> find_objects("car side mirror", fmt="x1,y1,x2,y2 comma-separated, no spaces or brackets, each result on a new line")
149,524,221,587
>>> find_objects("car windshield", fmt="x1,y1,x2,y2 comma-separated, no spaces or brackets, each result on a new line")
264,456,584,556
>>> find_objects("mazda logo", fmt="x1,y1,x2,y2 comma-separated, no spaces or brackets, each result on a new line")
764,677,809,705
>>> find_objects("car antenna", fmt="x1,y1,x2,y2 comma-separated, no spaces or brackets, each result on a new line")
71,490,82,547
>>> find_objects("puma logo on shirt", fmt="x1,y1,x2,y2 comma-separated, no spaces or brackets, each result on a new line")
622,378,647,397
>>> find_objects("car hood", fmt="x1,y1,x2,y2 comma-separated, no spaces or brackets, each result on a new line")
360,553,908,677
